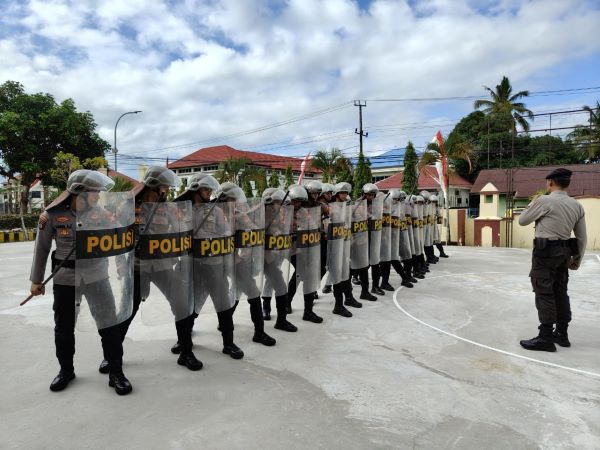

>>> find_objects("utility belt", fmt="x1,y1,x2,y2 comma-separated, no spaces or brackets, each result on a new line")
51,251,75,270
532,238,577,257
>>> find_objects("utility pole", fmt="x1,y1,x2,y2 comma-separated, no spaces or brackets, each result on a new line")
354,100,368,155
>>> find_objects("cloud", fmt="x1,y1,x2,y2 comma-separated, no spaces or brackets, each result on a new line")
1,0,599,175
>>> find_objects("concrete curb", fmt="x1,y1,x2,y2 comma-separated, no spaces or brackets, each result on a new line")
0,230,36,243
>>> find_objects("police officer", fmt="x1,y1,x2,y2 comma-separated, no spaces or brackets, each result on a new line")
286,184,323,323
175,173,244,359
261,188,298,331
116,166,202,371
332,182,363,309
518,168,587,352
319,182,335,294
29,170,133,394
431,195,449,258
306,180,325,300
221,182,276,347
420,190,438,264
364,183,385,296
382,189,414,289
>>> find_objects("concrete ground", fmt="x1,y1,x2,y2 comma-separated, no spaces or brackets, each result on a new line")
1,241,599,450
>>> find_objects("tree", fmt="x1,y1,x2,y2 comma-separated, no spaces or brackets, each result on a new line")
0,81,109,233
567,101,600,162
402,141,418,194
49,152,83,190
111,176,134,192
254,169,267,197
473,76,533,133
268,170,280,188
310,148,344,183
242,179,254,198
215,157,251,184
352,149,372,198
284,165,294,188
335,157,354,184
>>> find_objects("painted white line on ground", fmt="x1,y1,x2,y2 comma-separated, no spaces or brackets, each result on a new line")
392,277,600,379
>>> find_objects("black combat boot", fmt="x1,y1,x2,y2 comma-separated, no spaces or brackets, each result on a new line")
98,359,110,374
371,285,385,295
436,243,449,258
218,308,244,360
175,315,203,370
303,294,323,323
403,260,418,283
332,289,352,318
262,296,272,321
274,294,297,332
520,324,557,352
553,322,571,347
108,360,133,395
343,280,363,308
250,298,276,346
322,285,332,294
50,368,75,392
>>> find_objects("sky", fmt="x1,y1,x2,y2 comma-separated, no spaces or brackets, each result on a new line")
1,0,599,179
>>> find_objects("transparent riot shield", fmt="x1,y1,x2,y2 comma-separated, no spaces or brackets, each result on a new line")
350,199,369,270
369,193,384,266
191,201,236,313
390,201,401,261
326,201,347,286
380,195,392,263
295,206,321,295
433,205,442,244
399,203,413,261
341,201,352,282
263,203,293,297
405,202,416,257
138,201,194,325
75,191,134,330
234,198,265,302
423,203,432,247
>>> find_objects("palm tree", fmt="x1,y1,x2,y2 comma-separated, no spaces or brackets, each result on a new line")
474,76,533,133
422,140,476,174
215,157,251,184
310,148,344,183
567,101,600,162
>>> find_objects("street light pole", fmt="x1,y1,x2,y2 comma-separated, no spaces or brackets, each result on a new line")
114,110,142,172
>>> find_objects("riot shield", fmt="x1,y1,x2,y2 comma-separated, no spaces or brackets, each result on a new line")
399,202,412,261
191,201,236,313
380,195,392,263
433,205,441,244
264,203,293,297
326,201,347,285
138,201,194,325
350,199,369,270
423,203,432,247
234,198,265,302
75,191,134,330
390,201,401,261
408,202,419,256
416,204,425,254
368,194,384,266
341,201,352,281
295,206,321,295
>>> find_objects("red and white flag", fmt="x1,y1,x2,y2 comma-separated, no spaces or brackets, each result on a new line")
431,131,448,204
297,151,311,184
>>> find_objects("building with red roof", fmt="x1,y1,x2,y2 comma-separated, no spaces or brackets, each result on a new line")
167,145,320,186
375,166,474,207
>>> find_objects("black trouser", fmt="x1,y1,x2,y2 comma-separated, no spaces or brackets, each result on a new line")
119,268,142,342
371,264,380,288
529,246,572,326
288,254,316,303
53,283,123,371
216,307,235,347
320,238,328,281
380,261,391,284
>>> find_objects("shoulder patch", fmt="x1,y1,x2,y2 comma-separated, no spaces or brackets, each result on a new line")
38,213,49,230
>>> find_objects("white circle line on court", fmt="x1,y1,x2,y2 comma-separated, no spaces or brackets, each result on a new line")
392,274,600,379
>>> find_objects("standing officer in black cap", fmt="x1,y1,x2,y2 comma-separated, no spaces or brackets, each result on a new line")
518,168,587,352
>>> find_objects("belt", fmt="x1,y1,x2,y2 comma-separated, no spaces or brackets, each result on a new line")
534,238,569,248
52,251,75,269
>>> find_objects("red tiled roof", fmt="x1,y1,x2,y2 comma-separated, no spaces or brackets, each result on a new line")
375,166,473,190
471,164,600,198
108,169,140,186
167,145,320,173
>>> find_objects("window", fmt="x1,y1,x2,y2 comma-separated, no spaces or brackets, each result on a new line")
179,168,191,174
457,197,462,205
485,195,493,204
203,165,218,171
193,168,202,172
455,190,460,196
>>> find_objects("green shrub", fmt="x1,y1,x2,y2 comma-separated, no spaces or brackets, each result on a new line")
0,214,39,230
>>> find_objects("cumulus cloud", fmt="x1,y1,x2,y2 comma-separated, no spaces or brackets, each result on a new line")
1,0,599,174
